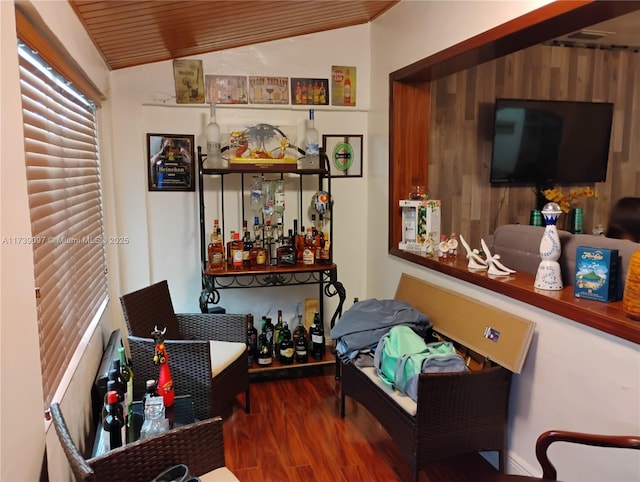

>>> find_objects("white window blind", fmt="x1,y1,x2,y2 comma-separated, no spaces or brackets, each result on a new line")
18,41,108,408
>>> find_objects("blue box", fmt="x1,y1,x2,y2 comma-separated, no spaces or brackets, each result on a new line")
573,246,620,303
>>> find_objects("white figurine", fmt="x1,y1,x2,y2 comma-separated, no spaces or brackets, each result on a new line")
481,238,516,276
459,234,488,270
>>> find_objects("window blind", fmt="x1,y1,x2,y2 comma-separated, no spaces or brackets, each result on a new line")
18,42,108,408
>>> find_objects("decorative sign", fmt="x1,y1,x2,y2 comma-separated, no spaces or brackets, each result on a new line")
331,66,356,107
147,134,195,191
248,76,289,104
291,78,329,105
323,134,363,178
173,60,205,104
205,75,248,104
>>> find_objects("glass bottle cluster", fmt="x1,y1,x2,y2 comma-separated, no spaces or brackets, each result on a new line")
207,212,331,272
246,310,325,367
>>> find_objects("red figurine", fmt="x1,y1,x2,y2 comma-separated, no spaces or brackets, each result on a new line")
152,326,174,407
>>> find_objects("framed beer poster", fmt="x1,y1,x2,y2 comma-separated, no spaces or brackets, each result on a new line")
323,134,363,178
248,76,289,104
147,134,195,191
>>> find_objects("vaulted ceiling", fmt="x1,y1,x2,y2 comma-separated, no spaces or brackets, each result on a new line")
69,0,400,70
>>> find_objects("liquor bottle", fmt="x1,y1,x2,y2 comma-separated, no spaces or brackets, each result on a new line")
296,225,305,263
278,322,294,364
319,231,331,265
257,332,273,366
209,227,225,271
309,312,325,360
246,314,258,366
263,317,275,351
102,390,124,450
344,69,352,105
313,80,320,104
242,221,253,268
274,310,284,355
142,379,158,409
230,231,244,269
302,109,320,169
277,230,297,267
295,329,308,363
118,346,134,411
292,314,307,347
302,227,315,265
206,103,223,167
301,81,308,104
274,179,285,216
249,234,268,269
226,230,236,266
108,363,126,403
319,82,326,104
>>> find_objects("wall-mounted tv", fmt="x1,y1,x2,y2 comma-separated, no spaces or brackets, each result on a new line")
489,98,614,187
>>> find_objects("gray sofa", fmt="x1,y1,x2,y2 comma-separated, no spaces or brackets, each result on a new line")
488,224,639,295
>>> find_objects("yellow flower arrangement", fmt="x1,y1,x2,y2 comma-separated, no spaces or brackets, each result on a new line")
542,187,598,213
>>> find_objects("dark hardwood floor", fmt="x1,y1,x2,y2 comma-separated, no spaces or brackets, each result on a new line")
223,368,505,482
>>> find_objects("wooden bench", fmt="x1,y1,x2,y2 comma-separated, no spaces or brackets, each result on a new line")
339,273,534,482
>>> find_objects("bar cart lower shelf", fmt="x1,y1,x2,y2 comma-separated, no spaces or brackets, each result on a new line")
249,349,335,381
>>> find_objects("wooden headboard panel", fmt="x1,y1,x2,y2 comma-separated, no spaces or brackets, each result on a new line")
394,273,534,373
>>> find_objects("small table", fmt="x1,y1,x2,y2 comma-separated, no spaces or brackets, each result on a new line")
92,395,195,457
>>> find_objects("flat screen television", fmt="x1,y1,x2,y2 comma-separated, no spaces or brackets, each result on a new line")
489,98,613,187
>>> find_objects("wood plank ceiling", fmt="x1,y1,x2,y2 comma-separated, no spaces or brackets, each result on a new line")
69,0,400,70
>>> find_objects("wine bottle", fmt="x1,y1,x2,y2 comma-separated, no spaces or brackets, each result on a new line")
242,221,253,268
246,314,258,366
301,109,320,169
278,322,294,364
295,329,308,363
274,310,284,355
103,390,124,450
310,312,325,360
118,346,133,406
257,332,273,366
108,364,126,404
206,103,223,167
263,317,275,351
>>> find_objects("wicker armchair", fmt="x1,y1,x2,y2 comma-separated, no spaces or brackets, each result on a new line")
120,280,249,421
49,402,237,482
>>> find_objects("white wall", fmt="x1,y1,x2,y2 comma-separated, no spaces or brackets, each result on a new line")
368,1,639,481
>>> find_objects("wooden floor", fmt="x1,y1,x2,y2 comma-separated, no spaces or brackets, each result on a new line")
222,369,506,482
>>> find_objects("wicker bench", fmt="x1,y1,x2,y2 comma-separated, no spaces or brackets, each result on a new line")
339,273,534,482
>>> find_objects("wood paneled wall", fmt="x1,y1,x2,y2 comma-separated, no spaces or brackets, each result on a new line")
428,44,640,244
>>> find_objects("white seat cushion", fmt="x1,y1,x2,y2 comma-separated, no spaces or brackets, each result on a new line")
359,366,418,416
198,466,240,481
209,340,246,378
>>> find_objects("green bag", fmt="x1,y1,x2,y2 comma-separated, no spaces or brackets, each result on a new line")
374,325,467,401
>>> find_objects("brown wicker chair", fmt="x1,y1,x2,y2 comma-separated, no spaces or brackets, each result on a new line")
49,402,237,482
120,280,249,421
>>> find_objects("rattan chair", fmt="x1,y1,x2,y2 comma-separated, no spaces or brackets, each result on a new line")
49,402,237,482
120,280,249,421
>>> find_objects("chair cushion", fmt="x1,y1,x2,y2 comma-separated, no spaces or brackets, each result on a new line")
359,366,417,416
209,341,246,378
198,466,240,481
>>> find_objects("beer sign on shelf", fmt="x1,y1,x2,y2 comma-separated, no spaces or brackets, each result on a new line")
331,66,356,107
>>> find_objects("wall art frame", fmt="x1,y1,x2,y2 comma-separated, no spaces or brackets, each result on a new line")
323,134,363,178
147,133,195,192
